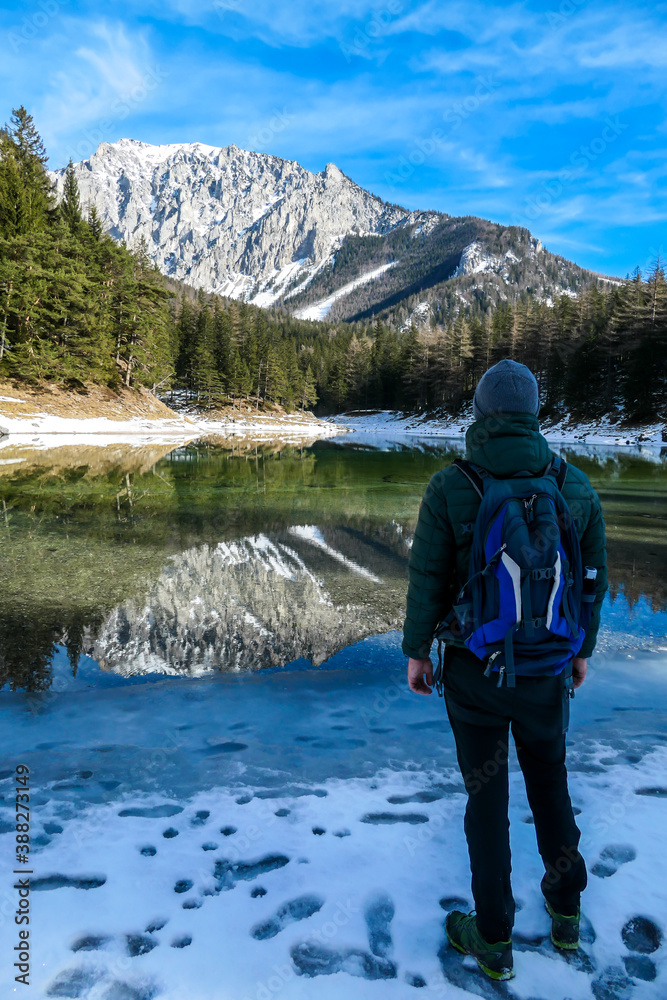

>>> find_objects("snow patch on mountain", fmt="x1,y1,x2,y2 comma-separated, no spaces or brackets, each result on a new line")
409,212,442,239
451,240,540,280
293,262,397,321
400,301,431,331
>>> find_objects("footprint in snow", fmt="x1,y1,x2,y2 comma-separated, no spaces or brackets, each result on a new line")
439,896,469,912
171,936,192,948
118,805,183,819
591,844,636,879
361,812,429,825
126,934,158,957
47,967,160,1000
214,853,290,890
251,894,324,940
162,827,179,839
623,955,657,982
387,791,443,804
190,810,209,827
30,874,106,891
364,892,395,959
591,966,634,1000
46,967,102,997
202,740,248,756
98,980,160,1000
622,915,662,955
145,918,168,933
71,934,111,952
290,941,397,981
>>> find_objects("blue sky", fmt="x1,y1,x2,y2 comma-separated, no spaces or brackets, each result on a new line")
1,0,666,276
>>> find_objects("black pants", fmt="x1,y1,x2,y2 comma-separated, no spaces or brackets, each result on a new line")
442,646,587,944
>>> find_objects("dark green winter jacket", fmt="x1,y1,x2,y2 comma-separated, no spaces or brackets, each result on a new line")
402,413,608,660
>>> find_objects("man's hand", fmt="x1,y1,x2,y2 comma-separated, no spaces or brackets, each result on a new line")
572,657,587,689
408,657,434,695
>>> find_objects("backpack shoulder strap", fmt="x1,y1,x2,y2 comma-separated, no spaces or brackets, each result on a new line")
452,458,491,500
545,454,568,492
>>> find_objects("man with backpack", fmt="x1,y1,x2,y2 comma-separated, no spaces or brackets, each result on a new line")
403,359,607,982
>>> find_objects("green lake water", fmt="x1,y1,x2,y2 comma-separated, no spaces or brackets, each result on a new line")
1,435,666,691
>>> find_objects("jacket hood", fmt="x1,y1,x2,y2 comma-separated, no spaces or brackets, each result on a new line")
465,412,552,477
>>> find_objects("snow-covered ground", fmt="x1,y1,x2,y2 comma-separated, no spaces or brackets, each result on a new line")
0,405,348,446
3,392,663,452
325,411,666,452
194,413,346,441
1,629,666,999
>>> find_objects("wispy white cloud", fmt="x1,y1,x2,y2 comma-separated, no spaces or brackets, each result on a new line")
75,22,151,94
34,19,167,162
158,0,385,47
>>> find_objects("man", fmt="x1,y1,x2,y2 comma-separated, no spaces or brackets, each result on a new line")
403,359,607,981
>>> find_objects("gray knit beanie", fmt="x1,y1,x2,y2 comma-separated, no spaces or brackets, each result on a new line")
472,359,540,421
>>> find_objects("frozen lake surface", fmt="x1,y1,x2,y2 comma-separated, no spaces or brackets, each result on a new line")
0,434,666,998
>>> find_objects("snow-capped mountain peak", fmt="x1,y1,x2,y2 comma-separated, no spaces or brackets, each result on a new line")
50,139,410,307
50,139,612,325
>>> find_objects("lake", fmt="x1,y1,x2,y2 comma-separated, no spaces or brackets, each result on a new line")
2,434,666,690
1,432,666,1000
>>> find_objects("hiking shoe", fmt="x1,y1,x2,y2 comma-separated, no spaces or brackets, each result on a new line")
545,900,580,950
445,910,514,981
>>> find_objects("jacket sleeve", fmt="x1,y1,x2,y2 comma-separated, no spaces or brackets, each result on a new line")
402,473,456,659
578,485,608,658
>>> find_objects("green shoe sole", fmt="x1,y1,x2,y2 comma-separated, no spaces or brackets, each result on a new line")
475,959,515,981
446,928,516,981
545,902,580,951
550,929,579,951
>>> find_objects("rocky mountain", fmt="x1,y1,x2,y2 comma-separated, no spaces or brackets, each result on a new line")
51,139,616,328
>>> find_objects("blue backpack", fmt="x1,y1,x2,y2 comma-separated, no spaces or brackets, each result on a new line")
434,455,596,690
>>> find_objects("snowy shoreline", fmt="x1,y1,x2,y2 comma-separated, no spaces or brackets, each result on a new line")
324,410,666,450
1,395,665,451
0,405,349,447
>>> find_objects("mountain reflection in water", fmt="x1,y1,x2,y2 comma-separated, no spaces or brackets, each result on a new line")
93,524,409,677
1,435,666,690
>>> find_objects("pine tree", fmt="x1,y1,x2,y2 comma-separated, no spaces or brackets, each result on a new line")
344,334,372,407
60,159,82,232
300,365,318,410
87,205,104,241
0,106,54,237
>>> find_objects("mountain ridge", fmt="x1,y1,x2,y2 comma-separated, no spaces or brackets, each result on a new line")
50,139,619,328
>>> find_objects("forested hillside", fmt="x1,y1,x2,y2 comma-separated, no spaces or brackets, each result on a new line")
284,218,603,328
1,106,665,424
